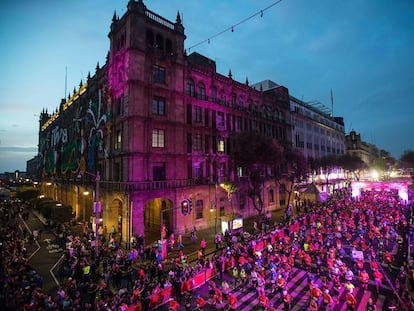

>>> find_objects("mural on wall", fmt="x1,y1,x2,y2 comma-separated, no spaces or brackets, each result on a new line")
84,88,111,173
39,87,111,177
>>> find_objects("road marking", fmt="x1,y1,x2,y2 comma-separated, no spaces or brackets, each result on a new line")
20,215,41,260
50,254,65,288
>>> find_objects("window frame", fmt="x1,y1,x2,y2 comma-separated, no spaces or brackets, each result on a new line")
153,65,166,84
152,96,166,116
152,129,165,148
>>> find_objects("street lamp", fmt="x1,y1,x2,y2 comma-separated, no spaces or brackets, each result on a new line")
82,191,89,223
78,170,101,257
210,205,218,234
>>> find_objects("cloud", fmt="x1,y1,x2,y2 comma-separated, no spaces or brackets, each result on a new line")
0,146,37,153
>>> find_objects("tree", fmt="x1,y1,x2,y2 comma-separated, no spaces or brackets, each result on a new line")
274,149,309,210
400,150,414,169
338,154,367,181
230,131,282,215
16,186,40,203
400,150,414,180
219,181,237,214
371,157,387,172
318,155,339,187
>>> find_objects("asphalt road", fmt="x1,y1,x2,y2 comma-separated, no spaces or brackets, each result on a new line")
20,207,64,295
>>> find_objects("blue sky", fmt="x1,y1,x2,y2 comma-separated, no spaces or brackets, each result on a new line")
0,0,413,173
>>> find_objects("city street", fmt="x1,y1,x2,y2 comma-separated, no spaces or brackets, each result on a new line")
180,266,390,311
20,205,63,295
20,199,409,310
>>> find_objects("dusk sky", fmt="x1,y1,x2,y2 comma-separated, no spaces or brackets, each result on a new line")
1,0,413,173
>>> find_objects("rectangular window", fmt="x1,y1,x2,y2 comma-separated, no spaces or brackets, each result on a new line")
193,134,202,151
219,162,226,178
204,135,210,153
195,199,203,219
236,116,242,131
218,138,225,152
152,129,165,148
186,104,192,125
152,96,166,115
204,108,209,127
226,113,231,130
187,133,192,153
212,136,217,153
194,106,202,123
153,65,166,84
194,164,202,182
114,97,123,116
216,111,224,127
153,162,166,181
115,130,122,150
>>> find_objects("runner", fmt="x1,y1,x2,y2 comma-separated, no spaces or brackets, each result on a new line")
365,297,377,311
373,269,384,294
258,293,269,310
345,291,357,311
168,298,180,311
360,269,370,292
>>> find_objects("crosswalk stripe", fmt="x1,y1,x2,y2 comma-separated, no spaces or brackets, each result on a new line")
227,267,387,311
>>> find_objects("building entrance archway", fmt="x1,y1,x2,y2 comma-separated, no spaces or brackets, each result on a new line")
108,199,123,240
144,198,174,242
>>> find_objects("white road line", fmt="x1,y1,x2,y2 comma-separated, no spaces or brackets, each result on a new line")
50,254,65,288
20,215,41,260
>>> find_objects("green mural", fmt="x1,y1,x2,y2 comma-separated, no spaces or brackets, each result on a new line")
61,138,81,174
44,149,56,175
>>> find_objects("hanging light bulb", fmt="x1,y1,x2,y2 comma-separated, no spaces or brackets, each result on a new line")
231,26,234,32
260,10,263,18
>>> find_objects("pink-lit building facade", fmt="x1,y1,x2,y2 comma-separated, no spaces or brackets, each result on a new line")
38,0,292,242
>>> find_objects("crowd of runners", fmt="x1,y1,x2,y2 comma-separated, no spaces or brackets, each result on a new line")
1,186,414,310
167,187,414,310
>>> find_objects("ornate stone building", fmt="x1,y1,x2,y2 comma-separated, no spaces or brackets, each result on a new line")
345,130,380,166
38,0,292,244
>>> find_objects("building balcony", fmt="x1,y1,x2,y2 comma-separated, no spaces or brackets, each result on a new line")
99,178,211,192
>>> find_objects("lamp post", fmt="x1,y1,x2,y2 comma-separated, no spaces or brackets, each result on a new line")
82,191,89,223
78,170,101,258
93,171,100,258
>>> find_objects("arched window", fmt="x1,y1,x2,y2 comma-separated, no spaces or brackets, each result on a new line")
211,86,217,102
198,82,206,100
165,38,173,54
156,34,163,50
231,93,236,106
220,89,226,105
146,29,154,46
186,79,195,97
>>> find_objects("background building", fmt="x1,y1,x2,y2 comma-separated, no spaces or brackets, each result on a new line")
345,129,380,166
